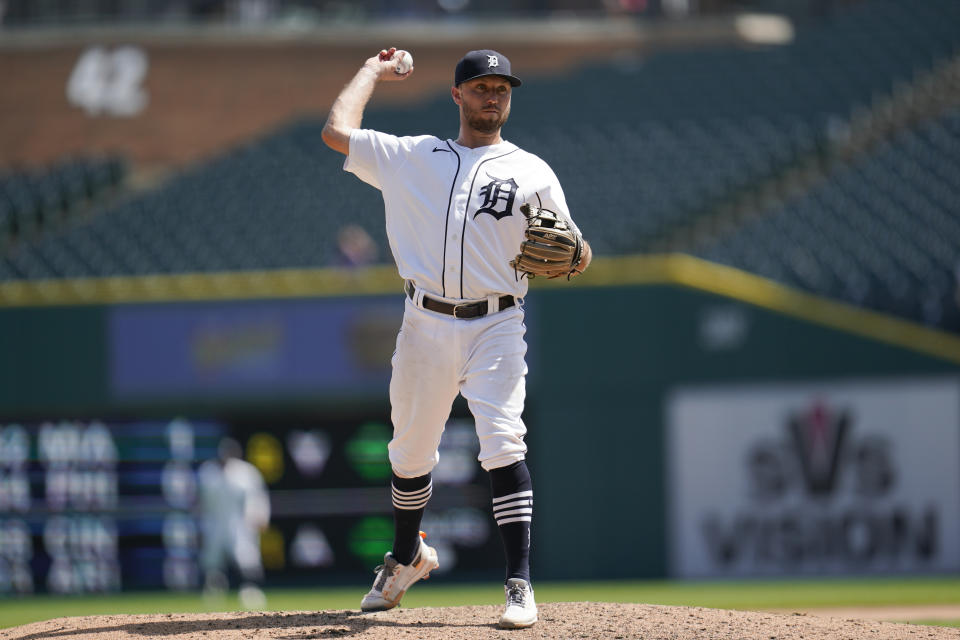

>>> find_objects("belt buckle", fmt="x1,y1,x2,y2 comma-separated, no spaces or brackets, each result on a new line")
452,303,472,318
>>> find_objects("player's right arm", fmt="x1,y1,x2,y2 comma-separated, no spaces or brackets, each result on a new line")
322,47,411,155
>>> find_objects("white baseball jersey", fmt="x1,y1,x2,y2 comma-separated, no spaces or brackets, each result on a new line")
345,130,580,300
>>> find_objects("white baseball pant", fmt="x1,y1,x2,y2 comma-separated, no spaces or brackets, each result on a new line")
201,518,263,580
388,290,528,478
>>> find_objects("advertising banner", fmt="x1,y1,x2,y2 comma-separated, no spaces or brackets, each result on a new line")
109,297,402,399
667,378,960,577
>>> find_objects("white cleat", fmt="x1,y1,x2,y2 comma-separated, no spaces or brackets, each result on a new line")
498,578,538,629
360,533,439,612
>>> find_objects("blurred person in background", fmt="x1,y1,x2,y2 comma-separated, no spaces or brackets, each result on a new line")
335,223,378,267
197,436,270,610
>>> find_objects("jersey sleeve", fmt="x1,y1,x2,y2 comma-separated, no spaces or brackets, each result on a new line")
343,129,407,191
534,161,581,235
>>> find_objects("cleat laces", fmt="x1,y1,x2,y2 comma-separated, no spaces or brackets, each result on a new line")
506,583,527,607
372,564,392,591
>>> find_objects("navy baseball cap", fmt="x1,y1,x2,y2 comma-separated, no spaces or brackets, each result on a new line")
454,50,522,87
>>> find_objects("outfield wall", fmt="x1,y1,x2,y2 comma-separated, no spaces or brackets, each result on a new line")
531,266,960,580
1,256,958,592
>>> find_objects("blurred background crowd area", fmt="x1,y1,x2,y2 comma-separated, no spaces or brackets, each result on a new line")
0,0,860,24
0,0,958,332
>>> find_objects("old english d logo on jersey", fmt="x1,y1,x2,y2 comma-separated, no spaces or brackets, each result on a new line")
474,176,518,220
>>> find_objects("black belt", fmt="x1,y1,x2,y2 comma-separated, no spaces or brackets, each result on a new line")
405,281,515,319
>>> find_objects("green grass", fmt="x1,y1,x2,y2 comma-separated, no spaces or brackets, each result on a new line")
2,577,960,630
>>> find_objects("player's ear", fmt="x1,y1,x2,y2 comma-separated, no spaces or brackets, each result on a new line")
451,85,462,105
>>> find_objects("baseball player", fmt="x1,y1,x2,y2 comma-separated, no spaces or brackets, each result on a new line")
197,437,271,610
322,47,591,629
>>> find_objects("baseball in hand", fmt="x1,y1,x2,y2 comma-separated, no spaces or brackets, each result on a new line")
394,50,413,75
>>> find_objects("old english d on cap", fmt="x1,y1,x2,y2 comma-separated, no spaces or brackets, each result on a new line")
454,50,522,87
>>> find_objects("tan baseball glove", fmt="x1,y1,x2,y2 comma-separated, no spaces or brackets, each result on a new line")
509,203,584,279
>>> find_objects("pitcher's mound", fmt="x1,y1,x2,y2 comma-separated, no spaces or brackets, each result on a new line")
2,602,957,640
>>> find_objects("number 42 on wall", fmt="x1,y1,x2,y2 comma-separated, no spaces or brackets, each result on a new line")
66,45,149,117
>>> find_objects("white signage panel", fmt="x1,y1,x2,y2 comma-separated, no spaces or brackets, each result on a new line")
667,379,960,577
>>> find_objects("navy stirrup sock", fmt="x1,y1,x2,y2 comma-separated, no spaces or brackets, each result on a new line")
391,472,432,565
489,460,533,584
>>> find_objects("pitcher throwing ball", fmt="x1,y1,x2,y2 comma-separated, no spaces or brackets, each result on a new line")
322,47,591,629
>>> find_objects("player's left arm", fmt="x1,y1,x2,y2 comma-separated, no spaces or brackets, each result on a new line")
538,173,592,277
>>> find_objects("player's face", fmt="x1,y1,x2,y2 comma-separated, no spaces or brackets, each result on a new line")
455,76,512,134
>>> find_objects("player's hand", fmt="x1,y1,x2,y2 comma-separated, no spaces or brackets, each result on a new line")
363,47,413,81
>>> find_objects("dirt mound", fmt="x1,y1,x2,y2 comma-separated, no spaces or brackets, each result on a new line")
3,602,958,640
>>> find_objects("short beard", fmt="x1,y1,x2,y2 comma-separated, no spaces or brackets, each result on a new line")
463,102,510,134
